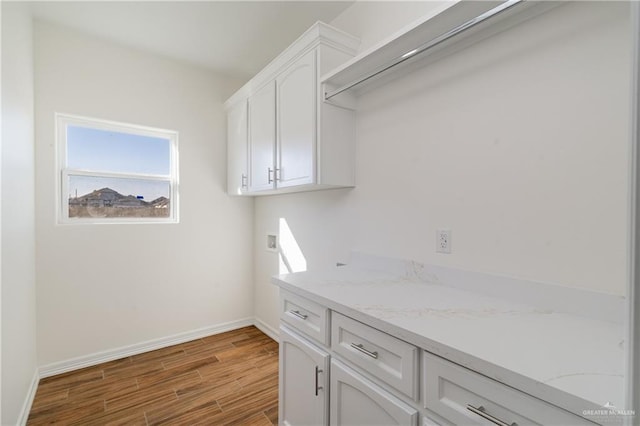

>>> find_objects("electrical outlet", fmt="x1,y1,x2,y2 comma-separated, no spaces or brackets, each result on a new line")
436,229,451,254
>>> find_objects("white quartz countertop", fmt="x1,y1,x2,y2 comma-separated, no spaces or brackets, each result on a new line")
272,265,626,417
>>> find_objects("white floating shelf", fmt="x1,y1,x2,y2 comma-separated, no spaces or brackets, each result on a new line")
321,0,562,107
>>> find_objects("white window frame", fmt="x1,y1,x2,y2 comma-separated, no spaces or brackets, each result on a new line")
56,113,179,224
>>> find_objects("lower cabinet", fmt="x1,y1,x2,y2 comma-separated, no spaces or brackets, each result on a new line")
279,325,329,426
278,289,596,426
330,359,419,426
279,323,419,426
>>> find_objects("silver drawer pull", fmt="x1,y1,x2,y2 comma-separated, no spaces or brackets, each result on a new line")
288,310,308,320
467,405,516,426
350,343,378,359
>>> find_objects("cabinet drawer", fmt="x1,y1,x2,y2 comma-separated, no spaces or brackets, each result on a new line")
280,290,329,345
423,352,592,426
331,312,419,399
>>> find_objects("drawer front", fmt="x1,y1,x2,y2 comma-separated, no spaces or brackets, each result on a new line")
331,312,419,399
280,290,329,345
423,352,592,426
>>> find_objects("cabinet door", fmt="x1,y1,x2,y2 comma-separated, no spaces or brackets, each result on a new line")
330,359,418,426
248,81,276,192
280,326,329,426
227,100,248,195
276,50,316,188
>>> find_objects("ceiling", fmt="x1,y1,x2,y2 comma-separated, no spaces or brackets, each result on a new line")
30,1,355,81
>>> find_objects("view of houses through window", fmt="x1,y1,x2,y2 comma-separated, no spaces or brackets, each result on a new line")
58,114,178,223
67,176,171,219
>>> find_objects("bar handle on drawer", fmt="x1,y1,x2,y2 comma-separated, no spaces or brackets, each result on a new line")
288,310,308,320
315,366,323,396
350,343,378,359
466,405,516,426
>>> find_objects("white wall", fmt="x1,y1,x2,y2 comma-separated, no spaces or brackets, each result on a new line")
1,3,38,424
254,1,631,331
330,0,450,54
34,21,254,366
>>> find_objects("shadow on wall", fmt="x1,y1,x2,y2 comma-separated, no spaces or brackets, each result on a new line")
279,217,307,274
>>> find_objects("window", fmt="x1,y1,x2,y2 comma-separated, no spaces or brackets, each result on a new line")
57,114,179,224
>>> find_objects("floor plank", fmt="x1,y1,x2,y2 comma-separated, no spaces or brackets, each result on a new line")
27,326,279,425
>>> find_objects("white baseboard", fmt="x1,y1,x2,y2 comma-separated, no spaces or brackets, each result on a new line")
17,370,39,426
254,317,280,342
39,317,254,378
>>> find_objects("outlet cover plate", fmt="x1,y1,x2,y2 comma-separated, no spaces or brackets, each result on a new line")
436,229,451,254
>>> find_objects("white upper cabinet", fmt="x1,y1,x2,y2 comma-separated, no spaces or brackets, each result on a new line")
276,50,316,188
226,100,248,195
248,82,276,192
224,22,359,196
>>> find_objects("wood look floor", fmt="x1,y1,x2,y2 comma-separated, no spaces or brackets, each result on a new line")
27,326,279,425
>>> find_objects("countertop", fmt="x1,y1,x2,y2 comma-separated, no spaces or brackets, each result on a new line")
272,262,626,418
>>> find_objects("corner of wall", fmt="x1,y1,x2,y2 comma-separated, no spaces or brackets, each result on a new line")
15,371,39,426
1,2,38,424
